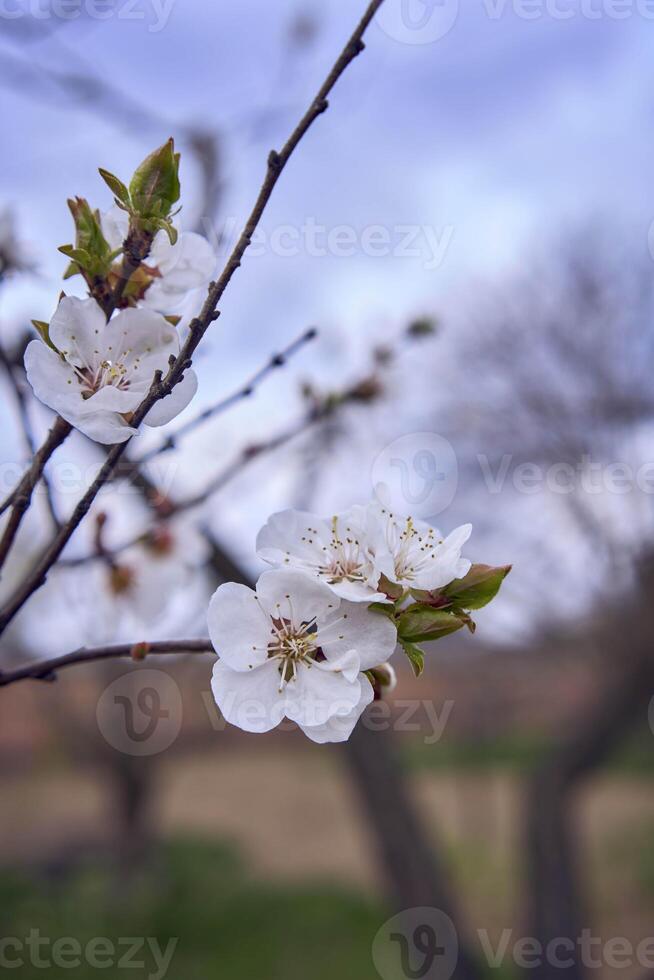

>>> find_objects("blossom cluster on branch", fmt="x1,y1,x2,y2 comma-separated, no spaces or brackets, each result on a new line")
0,0,511,739
207,493,510,742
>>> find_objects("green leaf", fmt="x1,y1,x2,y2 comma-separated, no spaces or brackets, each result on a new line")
58,244,92,266
399,639,425,678
397,604,466,643
129,138,180,220
98,168,131,207
61,198,116,282
443,564,512,611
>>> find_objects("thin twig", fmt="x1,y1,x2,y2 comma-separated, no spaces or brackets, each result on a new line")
0,346,60,528
0,639,214,688
133,326,317,467
0,0,383,637
0,415,71,574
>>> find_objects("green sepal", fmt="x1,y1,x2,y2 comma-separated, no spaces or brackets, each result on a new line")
368,601,398,622
31,320,59,353
443,564,512,611
152,217,178,246
399,639,425,678
377,574,405,601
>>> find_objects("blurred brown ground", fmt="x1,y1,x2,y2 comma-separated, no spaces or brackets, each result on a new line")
2,641,653,979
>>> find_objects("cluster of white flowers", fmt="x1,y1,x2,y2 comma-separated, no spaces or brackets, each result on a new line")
62,518,211,645
207,496,472,743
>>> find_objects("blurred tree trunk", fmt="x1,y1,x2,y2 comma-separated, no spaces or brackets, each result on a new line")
209,540,483,980
346,721,482,980
523,558,654,980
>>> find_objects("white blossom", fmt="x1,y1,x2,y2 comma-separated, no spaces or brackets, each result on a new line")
256,506,394,603
256,499,472,600
60,519,211,645
102,207,216,314
24,296,198,444
208,569,397,742
371,498,472,592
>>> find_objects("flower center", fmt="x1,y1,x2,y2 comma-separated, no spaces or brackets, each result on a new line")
320,516,367,584
385,514,440,582
78,359,130,399
267,617,319,688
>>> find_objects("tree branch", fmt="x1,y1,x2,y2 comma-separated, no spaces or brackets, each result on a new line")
0,414,71,573
0,638,214,688
133,325,317,467
0,0,383,636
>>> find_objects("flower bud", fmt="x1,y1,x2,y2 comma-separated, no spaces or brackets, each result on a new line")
129,138,181,222
370,663,397,693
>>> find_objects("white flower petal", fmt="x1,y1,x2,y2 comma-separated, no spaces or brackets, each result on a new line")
49,296,107,369
325,578,389,604
299,675,374,744
211,658,284,734
315,648,360,683
207,581,272,671
284,661,362,728
255,568,337,625
149,231,216,287
320,602,397,671
143,369,198,427
73,410,136,444
256,509,330,566
24,340,86,416
82,383,142,414
108,307,179,369
101,206,129,252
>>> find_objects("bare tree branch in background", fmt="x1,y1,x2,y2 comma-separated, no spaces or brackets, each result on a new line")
438,231,654,980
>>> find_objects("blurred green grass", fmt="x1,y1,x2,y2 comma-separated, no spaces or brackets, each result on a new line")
402,727,654,775
0,839,387,980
